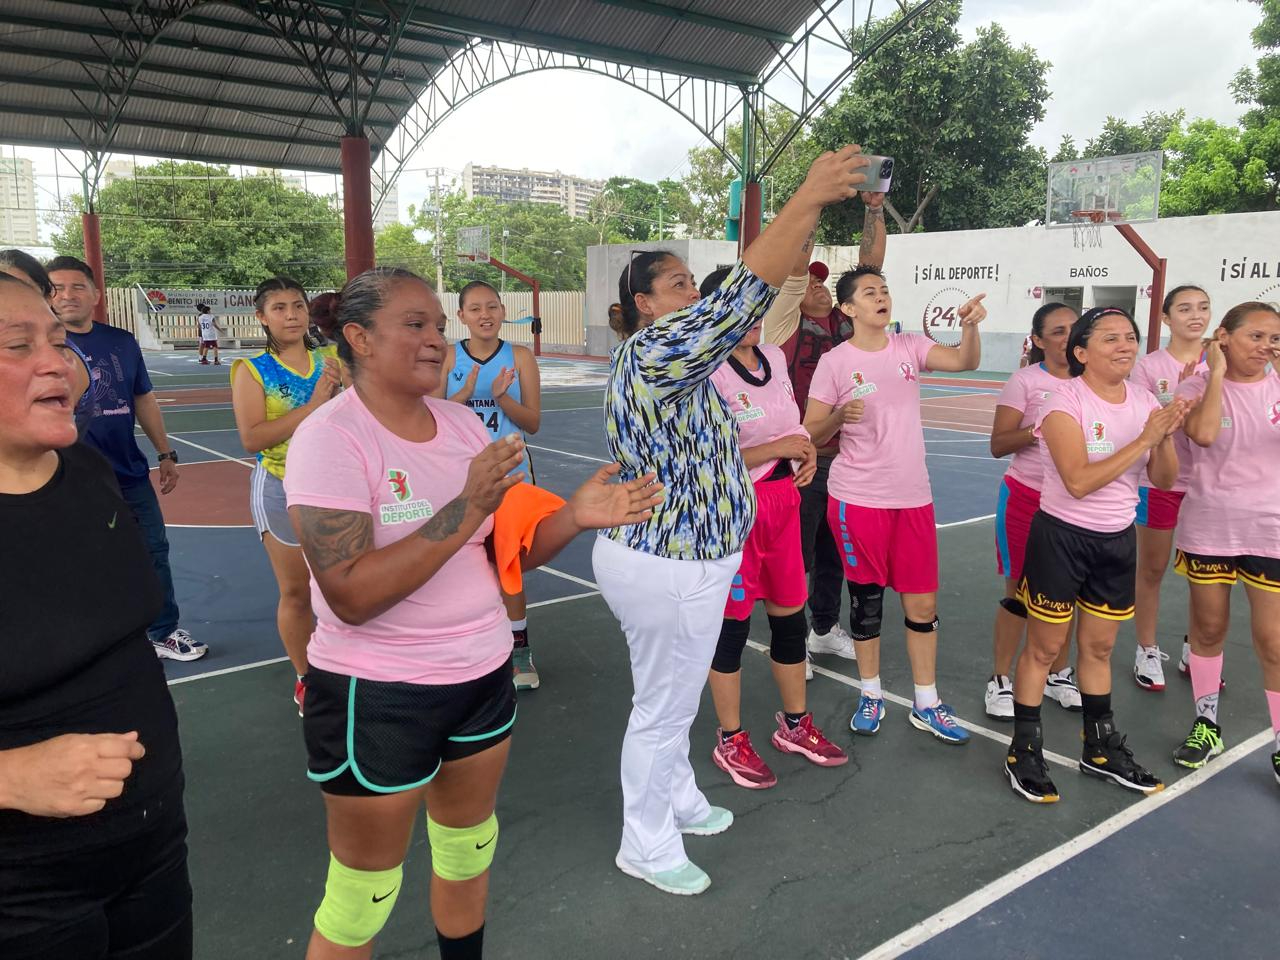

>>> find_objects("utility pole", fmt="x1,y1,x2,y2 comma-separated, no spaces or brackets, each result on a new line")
433,168,443,292
657,201,664,241
501,228,509,292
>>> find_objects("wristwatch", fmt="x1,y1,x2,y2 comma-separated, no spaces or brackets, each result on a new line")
157,451,180,464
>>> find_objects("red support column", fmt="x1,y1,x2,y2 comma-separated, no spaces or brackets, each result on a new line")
531,280,542,357
81,212,108,324
739,180,763,253
1116,224,1166,353
340,135,375,279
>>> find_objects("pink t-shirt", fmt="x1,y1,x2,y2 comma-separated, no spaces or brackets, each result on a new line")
1130,348,1207,492
283,389,511,684
995,363,1070,490
1035,377,1161,533
1175,372,1280,557
710,344,810,483
809,333,934,508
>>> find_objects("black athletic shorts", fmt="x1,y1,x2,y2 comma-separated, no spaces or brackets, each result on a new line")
304,658,516,797
0,789,191,960
1017,511,1136,624
1175,550,1280,593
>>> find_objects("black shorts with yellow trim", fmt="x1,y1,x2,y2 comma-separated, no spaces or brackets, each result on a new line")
1175,550,1280,593
1017,511,1136,624
303,658,516,797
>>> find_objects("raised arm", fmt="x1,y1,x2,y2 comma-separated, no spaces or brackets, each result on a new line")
925,294,986,372
858,192,887,269
1182,344,1225,447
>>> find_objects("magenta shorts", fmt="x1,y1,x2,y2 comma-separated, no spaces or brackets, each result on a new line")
725,476,808,619
827,499,939,595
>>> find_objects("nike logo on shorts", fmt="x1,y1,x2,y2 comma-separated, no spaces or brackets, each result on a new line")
107,512,117,529
372,888,397,903
475,834,496,850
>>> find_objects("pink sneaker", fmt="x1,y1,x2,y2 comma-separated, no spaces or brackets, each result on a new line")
294,677,306,718
712,730,777,789
771,712,848,766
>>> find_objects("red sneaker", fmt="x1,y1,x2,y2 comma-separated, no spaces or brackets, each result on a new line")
712,730,777,789
294,677,306,718
771,712,849,766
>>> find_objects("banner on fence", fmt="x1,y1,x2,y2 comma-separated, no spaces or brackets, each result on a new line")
136,287,258,314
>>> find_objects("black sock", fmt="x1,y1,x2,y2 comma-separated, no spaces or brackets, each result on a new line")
1012,701,1041,743
784,711,806,730
1081,692,1111,722
437,925,484,960
720,727,742,742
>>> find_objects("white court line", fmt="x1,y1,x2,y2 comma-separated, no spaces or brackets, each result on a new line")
529,589,600,607
525,443,609,464
169,434,253,468
936,513,995,529
166,522,255,529
539,565,600,590
146,368,175,376
921,420,989,433
543,406,605,413
927,452,1006,462
857,727,1275,960
748,640,1075,769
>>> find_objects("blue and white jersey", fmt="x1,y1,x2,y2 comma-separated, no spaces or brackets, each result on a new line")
448,339,523,441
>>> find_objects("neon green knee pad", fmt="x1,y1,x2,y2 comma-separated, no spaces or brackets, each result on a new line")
313,854,403,948
427,812,498,881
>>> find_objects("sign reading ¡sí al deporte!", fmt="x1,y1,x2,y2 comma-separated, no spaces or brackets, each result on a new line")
137,288,260,315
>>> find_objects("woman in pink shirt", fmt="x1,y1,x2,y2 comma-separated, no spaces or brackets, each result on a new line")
985,303,1078,720
699,269,846,791
282,268,659,960
1129,285,1212,691
804,266,986,746
1169,301,1280,784
1008,307,1188,804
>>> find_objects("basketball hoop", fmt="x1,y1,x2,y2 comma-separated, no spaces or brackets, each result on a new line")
1069,210,1108,250
457,225,490,264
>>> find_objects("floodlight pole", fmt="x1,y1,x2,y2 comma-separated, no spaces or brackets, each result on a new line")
458,254,542,357
1115,225,1167,354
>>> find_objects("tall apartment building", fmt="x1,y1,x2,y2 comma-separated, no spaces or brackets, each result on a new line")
0,157,39,245
461,163,603,219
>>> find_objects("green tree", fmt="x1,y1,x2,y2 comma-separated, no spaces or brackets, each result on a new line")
808,0,1050,237
51,161,345,289
602,177,696,240
1161,117,1278,215
1229,0,1280,208
1078,111,1184,157
374,221,435,273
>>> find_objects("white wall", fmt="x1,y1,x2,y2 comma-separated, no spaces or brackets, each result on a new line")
588,210,1280,370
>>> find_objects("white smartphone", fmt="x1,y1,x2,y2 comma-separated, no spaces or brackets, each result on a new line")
861,155,894,193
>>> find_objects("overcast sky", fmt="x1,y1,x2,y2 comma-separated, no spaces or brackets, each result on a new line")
4,0,1264,235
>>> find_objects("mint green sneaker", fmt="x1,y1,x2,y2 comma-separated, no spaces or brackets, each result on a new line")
679,806,733,837
615,855,711,896
512,642,539,691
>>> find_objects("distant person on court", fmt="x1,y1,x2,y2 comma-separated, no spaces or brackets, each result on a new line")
1168,302,1280,785
804,266,986,746
435,281,543,690
1006,307,1186,804
0,273,193,960
595,146,871,897
48,255,207,662
0,249,90,433
984,302,1080,720
284,267,658,959
760,192,885,673
196,302,224,365
698,266,847,791
1128,285,1212,691
231,277,341,716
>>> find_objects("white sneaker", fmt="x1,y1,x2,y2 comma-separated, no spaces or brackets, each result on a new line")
1044,667,1082,711
1178,637,1191,676
807,624,857,660
1133,644,1168,691
984,675,1014,720
804,651,814,682
152,628,208,662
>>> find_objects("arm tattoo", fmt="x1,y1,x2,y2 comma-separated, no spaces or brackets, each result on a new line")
418,496,468,542
859,209,881,261
801,227,816,254
296,507,373,573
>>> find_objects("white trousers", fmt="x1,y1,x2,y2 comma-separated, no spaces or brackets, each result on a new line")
592,535,741,872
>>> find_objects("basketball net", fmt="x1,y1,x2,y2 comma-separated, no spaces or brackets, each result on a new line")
1069,209,1118,250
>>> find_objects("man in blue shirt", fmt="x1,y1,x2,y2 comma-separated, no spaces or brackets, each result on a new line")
49,256,207,662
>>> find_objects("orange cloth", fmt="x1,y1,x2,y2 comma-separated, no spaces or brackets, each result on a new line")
493,482,567,594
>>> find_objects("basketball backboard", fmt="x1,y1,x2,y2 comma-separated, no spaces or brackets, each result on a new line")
457,225,491,263
1046,151,1162,230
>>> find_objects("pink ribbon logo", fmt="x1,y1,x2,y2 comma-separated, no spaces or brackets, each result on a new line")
899,362,917,382
1269,401,1280,426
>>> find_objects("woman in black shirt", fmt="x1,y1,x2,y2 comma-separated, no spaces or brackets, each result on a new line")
0,275,191,959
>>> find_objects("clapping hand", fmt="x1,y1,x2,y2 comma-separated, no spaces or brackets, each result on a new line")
568,463,664,530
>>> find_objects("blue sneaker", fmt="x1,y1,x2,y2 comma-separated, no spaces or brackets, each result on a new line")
909,703,970,744
850,694,885,736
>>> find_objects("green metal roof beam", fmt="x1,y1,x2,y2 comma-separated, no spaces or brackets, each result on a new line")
0,40,417,108
3,11,450,69
0,71,397,130
312,0,760,84
49,0,461,66
0,101,343,151
595,0,792,44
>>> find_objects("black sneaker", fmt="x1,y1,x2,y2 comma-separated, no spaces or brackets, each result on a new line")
1080,715,1163,794
1006,736,1060,804
1172,717,1224,769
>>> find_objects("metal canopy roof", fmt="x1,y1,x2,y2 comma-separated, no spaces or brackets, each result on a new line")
0,0,832,175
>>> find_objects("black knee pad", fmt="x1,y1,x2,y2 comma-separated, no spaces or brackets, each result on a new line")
847,581,885,641
999,596,1027,619
711,617,751,673
767,610,808,665
905,614,940,633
